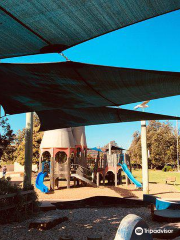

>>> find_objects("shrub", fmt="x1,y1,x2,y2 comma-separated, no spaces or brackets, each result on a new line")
162,165,173,172
0,178,40,223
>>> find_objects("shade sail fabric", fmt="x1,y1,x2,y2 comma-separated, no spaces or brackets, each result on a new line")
0,1,180,58
89,148,103,152
105,146,125,151
37,107,180,131
1,61,180,115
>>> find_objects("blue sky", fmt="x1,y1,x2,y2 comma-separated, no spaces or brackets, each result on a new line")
1,10,180,149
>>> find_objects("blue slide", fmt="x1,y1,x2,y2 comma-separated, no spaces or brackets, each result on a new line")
35,172,49,193
119,163,142,188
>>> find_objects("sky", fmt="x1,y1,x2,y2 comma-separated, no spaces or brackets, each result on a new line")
1,10,180,149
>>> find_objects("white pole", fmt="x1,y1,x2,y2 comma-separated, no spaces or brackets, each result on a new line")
141,120,149,194
177,120,179,172
23,112,33,188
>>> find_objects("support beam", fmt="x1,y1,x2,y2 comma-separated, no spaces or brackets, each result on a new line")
50,156,55,191
39,155,42,173
177,120,180,172
97,172,100,187
115,155,118,187
67,147,70,189
141,120,149,194
23,112,33,189
124,154,130,185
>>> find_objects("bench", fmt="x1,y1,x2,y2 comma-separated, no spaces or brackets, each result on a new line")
165,177,176,185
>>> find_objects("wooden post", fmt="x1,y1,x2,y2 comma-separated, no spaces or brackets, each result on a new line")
39,154,42,173
67,148,70,189
119,169,122,184
103,168,105,186
103,154,107,186
141,120,149,194
97,172,100,187
50,156,54,191
115,155,118,187
23,112,33,188
124,154,130,185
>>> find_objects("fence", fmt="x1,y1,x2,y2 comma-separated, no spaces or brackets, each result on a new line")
0,190,36,223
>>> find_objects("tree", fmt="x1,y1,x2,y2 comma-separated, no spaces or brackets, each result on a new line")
14,114,43,165
0,117,16,163
129,120,177,168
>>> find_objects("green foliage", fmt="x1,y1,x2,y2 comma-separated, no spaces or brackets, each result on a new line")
0,178,39,223
0,177,20,195
14,113,43,165
162,165,173,172
0,117,16,162
129,120,178,168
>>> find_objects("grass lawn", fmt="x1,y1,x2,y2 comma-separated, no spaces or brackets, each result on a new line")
130,169,180,191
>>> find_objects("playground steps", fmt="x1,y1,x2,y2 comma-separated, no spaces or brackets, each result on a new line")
71,173,97,187
152,222,180,239
29,214,68,230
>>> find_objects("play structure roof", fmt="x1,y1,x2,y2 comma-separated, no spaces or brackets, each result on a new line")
40,128,76,149
89,147,103,152
38,107,180,131
1,61,180,115
0,1,180,58
105,146,125,152
72,127,87,147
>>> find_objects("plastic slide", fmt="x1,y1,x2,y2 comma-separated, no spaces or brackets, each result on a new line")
35,172,49,193
120,163,142,188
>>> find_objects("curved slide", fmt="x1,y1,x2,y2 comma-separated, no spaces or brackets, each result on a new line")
35,172,49,193
120,163,142,188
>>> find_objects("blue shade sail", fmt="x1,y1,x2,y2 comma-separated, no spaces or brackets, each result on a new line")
1,61,180,115
0,1,180,58
37,107,180,131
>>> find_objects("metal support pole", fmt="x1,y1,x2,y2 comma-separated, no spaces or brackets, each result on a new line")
141,120,149,194
177,120,180,172
23,112,33,189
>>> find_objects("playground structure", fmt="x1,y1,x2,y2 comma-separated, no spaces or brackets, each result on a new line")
36,126,96,192
36,125,142,193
